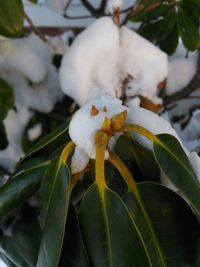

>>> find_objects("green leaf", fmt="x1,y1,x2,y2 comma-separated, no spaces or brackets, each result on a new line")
0,78,14,121
37,158,71,267
0,253,17,267
124,182,200,267
0,220,41,267
0,122,8,150
115,135,159,181
159,24,179,55
28,0,37,3
79,183,151,267
0,0,24,38
182,0,200,19
59,203,90,267
177,8,200,51
0,161,48,216
25,119,70,158
153,134,200,215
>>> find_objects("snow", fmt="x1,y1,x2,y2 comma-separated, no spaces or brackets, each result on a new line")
107,0,124,14
0,65,63,113
181,110,200,142
47,0,69,15
71,146,89,174
120,26,168,105
0,33,64,113
0,108,32,172
60,17,121,106
28,123,42,141
167,57,198,95
189,152,200,183
0,33,66,171
0,34,51,83
69,95,127,162
48,34,70,55
60,17,168,106
166,41,198,95
0,260,7,267
126,106,182,151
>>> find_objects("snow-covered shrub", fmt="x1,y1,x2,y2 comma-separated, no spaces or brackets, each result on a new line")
0,0,200,267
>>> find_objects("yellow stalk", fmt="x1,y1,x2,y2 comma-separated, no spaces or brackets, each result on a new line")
108,152,138,195
60,141,75,163
122,124,158,143
70,166,90,192
95,131,109,190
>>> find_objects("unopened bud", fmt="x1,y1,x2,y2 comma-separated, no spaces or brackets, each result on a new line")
111,110,127,131
101,116,112,133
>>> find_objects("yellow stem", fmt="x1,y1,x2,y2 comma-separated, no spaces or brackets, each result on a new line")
70,166,90,192
108,152,138,195
95,131,109,190
60,141,75,163
122,123,158,143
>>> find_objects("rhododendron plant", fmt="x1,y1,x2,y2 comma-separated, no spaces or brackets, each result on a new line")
0,0,200,267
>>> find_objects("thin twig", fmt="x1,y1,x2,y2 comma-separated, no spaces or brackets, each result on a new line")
80,0,97,14
99,0,107,13
64,0,73,13
24,12,48,42
64,5,135,20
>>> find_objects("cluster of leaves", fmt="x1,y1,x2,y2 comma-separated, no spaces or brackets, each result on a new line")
0,120,199,266
130,0,200,54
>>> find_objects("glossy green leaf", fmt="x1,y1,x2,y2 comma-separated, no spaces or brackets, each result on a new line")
25,118,70,158
0,162,48,216
0,253,17,267
159,24,179,55
0,78,14,121
124,182,200,267
153,134,200,215
79,183,151,267
59,203,90,267
0,122,8,150
177,8,200,51
0,220,41,267
115,135,159,181
182,0,200,19
0,0,24,37
37,157,71,267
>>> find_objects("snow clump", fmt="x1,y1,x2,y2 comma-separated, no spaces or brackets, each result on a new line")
60,16,168,106
120,26,168,104
60,17,121,106
69,95,127,173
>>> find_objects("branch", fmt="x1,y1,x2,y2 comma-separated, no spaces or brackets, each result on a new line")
80,0,97,14
164,51,200,105
64,5,135,20
98,0,107,13
24,12,48,43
